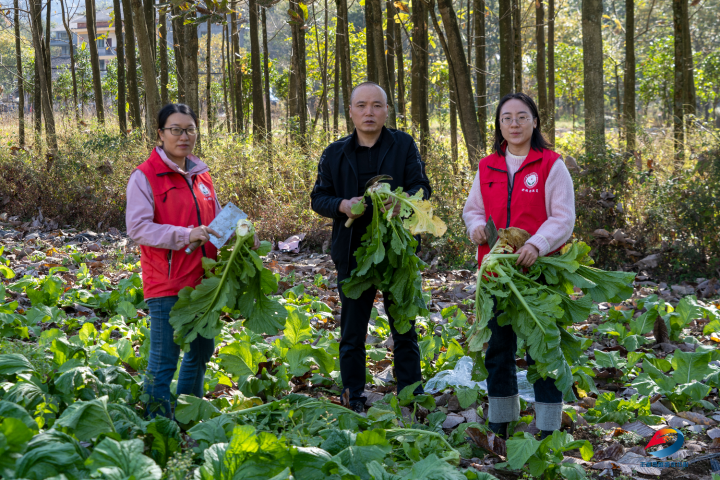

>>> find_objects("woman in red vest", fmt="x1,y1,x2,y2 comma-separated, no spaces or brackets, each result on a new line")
463,93,575,439
126,104,222,418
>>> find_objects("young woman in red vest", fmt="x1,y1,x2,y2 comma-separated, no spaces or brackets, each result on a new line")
463,93,575,439
126,104,244,418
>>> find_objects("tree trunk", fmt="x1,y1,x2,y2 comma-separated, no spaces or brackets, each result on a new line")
29,0,57,152
184,17,200,117
681,0,695,116
250,0,266,141
122,0,142,129
582,0,605,153
672,0,684,159
395,14,406,128
336,0,353,132
435,0,481,166
231,8,243,133
59,0,79,122
411,0,429,155
365,0,378,82
450,80,458,166
333,37,340,133
369,0,396,127
386,1,396,102
33,61,41,135
536,0,547,127
222,23,230,131
144,0,155,57
130,0,162,140
44,0,53,104
226,18,235,130
113,0,127,134
512,0,522,92
466,0,472,65
206,19,214,132
262,7,272,135
474,0,487,153
159,7,169,105
547,0,556,145
499,0,514,97
14,0,24,147
173,7,185,103
85,0,105,123
624,80,638,144
289,0,307,139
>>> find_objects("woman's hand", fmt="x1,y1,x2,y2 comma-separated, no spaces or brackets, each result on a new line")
516,243,539,267
189,225,220,246
470,225,487,245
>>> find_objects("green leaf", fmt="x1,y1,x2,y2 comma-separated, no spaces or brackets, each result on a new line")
55,396,116,441
456,387,479,410
85,437,162,480
672,350,713,384
0,353,35,375
594,350,625,369
146,416,181,467
174,395,220,424
506,432,540,470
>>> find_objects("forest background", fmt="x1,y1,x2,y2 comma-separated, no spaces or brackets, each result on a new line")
1,0,719,281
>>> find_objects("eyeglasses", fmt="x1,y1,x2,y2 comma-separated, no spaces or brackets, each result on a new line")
162,127,198,136
500,116,532,125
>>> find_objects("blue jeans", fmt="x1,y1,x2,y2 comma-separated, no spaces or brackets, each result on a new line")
144,296,215,418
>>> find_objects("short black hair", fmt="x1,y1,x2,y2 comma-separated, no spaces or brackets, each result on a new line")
493,93,551,156
157,103,198,140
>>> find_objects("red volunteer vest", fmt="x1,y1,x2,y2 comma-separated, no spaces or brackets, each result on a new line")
477,147,562,266
136,150,218,299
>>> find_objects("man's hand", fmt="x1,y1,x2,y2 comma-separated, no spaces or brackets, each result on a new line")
516,243,539,267
189,226,220,246
339,197,365,219
380,192,408,218
470,225,487,245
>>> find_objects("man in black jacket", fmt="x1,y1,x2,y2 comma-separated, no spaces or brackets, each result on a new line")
310,82,432,412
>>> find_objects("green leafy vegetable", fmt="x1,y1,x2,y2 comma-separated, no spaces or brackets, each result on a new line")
170,219,288,350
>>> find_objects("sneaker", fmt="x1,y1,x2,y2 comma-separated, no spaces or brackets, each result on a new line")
349,401,365,414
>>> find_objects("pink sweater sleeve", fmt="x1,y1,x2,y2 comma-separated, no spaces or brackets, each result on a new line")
526,159,575,256
462,169,486,237
125,170,192,250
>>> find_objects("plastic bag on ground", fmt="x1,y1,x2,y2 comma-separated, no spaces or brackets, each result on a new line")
424,356,536,402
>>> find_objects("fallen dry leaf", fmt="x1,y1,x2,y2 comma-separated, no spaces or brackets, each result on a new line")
465,427,506,457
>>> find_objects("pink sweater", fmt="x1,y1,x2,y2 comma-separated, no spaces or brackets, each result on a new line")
462,150,575,256
125,147,222,250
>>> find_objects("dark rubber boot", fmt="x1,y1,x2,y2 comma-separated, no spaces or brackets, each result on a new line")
540,430,555,440
488,422,508,439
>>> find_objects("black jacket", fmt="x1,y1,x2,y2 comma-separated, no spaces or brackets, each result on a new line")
310,127,432,273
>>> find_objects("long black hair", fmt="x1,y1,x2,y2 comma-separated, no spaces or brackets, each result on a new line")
157,103,198,141
493,93,551,156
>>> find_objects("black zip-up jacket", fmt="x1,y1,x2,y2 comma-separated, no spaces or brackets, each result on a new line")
310,127,432,274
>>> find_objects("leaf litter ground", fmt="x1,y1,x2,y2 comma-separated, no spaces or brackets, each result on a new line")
2,223,720,479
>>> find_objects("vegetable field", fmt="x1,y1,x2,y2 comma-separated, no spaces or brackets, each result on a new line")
2,226,720,480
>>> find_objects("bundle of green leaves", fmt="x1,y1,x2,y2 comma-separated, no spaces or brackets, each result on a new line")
342,183,447,334
169,220,287,351
467,228,636,395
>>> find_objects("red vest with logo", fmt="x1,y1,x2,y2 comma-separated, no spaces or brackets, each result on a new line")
477,147,562,266
136,150,218,299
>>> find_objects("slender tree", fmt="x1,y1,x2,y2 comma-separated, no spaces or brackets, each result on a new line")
113,0,127,134
369,0,396,127
122,0,141,129
130,0,162,140
365,0,378,82
395,11,406,128
29,0,57,152
289,0,308,139
59,0,79,122
250,0,266,140
499,0,514,97
262,7,272,135
226,20,235,130
184,15,200,119
449,79,458,166
206,19,214,132
672,0,684,158
386,1,396,105
322,0,329,131
85,0,105,122
222,23,230,131
623,0,635,153
144,0,155,57
173,6,186,102
336,0,353,131
681,0,695,116
44,0,52,102
474,0,487,152
512,0,521,91
547,0,556,145
333,36,340,132
230,7,243,132
536,0,547,125
33,61,41,135
14,0,24,147
411,0,429,154
435,0,481,165
582,0,605,153
159,6,169,105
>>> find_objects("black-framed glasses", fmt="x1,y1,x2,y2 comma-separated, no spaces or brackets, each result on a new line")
162,127,198,136
500,116,531,125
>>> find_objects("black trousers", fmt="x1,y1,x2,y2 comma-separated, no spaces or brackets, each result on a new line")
337,270,424,403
